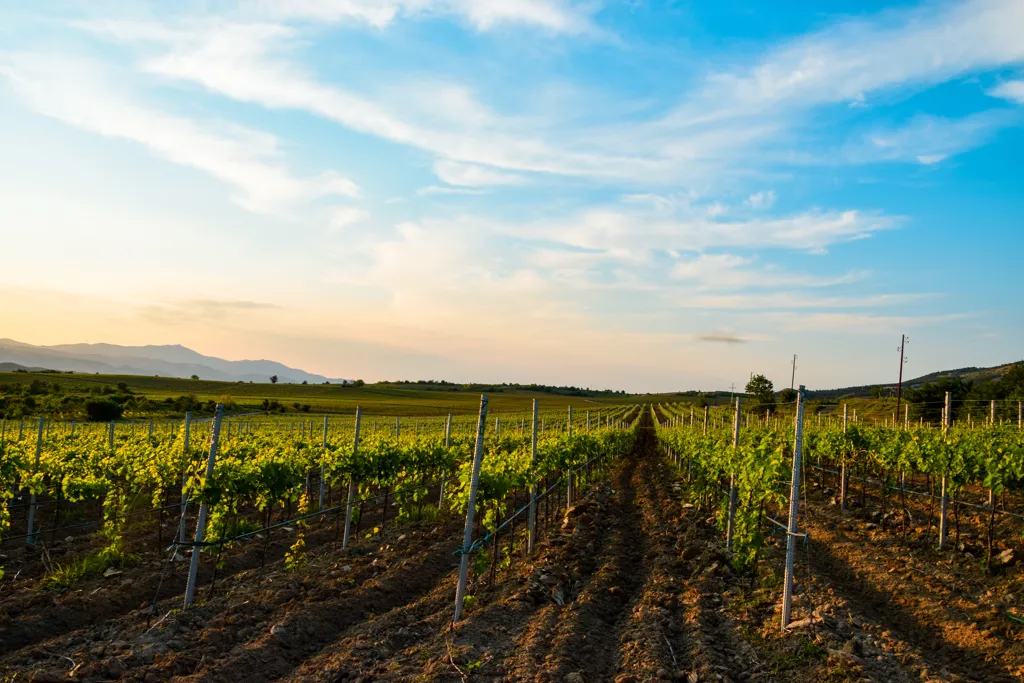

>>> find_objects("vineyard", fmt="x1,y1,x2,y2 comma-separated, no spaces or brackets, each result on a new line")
2,393,1024,682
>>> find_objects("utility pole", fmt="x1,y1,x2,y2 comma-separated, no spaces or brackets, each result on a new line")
790,354,798,391
895,334,909,426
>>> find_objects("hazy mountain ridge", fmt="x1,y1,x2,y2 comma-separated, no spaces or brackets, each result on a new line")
0,339,348,385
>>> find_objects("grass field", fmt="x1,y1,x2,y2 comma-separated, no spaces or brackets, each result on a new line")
0,371,657,417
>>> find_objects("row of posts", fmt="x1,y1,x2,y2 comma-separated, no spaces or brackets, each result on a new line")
675,388,965,628
177,398,624,610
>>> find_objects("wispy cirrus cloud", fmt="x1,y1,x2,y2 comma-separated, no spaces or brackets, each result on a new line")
0,52,359,214
848,111,1018,165
670,253,868,290
990,79,1024,104
72,0,1024,191
251,0,601,34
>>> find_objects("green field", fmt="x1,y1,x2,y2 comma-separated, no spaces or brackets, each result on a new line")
0,371,662,418
0,369,924,423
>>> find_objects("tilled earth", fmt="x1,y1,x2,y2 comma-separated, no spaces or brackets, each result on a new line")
4,412,1024,682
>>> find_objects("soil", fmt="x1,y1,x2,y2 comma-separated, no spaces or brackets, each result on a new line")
4,410,1024,683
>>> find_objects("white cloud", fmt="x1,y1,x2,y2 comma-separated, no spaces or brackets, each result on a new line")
670,253,867,291
747,190,776,209
916,154,948,165
416,185,488,196
0,53,359,214
253,0,598,34
509,205,897,256
433,160,525,187
328,206,370,232
74,0,1024,190
706,202,727,217
853,111,1015,165
990,79,1024,104
677,0,1024,115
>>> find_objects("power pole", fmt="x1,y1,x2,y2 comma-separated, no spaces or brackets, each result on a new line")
790,354,797,391
895,334,909,426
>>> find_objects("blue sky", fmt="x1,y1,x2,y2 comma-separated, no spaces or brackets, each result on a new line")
1,0,1022,392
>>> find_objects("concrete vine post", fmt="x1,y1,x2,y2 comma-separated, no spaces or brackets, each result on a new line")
319,414,328,511
439,413,452,509
178,411,193,546
781,386,807,630
726,397,741,550
25,418,44,546
453,395,489,623
343,407,362,549
939,391,951,549
841,404,849,512
566,406,574,509
184,404,224,608
528,399,540,554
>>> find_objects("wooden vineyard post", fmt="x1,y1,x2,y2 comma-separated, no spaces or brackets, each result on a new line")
991,400,996,426
841,404,849,512
108,421,115,450
703,406,709,435
939,392,951,550
439,414,452,508
781,386,806,630
343,407,362,549
528,399,540,553
319,414,328,511
25,418,44,546
454,395,489,623
184,404,224,608
178,411,193,546
726,397,741,550
566,406,574,509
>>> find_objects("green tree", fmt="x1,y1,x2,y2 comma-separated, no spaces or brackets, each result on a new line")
85,398,123,422
779,387,797,404
270,375,279,384
746,374,776,413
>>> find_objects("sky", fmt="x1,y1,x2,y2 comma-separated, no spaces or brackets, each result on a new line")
1,0,1022,393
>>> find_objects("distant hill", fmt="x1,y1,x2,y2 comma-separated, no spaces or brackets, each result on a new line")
807,362,1020,399
0,362,48,373
0,339,348,385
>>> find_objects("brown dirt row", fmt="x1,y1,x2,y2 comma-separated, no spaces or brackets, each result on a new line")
796,499,1024,681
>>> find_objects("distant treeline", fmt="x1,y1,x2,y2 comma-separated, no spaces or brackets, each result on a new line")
382,379,628,396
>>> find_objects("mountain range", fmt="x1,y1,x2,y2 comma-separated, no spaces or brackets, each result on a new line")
0,339,348,385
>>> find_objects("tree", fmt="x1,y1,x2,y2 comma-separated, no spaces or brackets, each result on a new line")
905,376,970,422
270,375,279,384
85,398,123,422
779,387,798,404
190,374,199,380
746,374,776,412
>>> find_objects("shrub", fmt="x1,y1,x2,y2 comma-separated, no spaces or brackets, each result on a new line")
84,399,123,422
